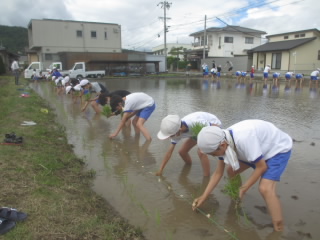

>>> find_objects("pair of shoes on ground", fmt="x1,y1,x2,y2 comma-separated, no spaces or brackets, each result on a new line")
0,207,27,235
3,132,23,144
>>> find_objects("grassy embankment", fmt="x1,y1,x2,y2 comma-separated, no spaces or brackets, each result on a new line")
0,76,145,240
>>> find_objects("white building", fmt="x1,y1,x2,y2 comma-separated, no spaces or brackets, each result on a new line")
152,43,192,60
27,19,122,66
189,25,266,58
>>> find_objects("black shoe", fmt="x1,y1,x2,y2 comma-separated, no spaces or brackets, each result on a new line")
5,132,16,139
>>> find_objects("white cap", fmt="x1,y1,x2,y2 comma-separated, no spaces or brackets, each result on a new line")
64,76,70,82
66,86,72,94
197,126,225,154
80,79,90,86
157,115,181,140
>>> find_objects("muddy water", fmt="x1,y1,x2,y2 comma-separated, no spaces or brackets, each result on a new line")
32,78,320,240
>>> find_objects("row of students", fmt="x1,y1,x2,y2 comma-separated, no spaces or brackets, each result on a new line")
61,78,293,232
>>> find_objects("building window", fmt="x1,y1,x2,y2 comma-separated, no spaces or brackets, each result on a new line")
91,31,97,38
272,53,282,69
300,33,305,37
294,34,299,38
45,53,52,61
284,36,288,39
318,50,320,60
104,31,107,40
245,37,254,44
224,37,233,43
76,30,82,38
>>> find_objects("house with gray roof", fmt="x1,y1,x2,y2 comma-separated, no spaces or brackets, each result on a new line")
188,25,266,71
249,28,320,73
189,25,266,58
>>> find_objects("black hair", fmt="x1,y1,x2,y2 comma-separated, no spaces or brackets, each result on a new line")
110,95,124,112
98,92,111,106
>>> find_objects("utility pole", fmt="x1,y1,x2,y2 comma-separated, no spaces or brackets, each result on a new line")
203,15,207,61
158,1,172,72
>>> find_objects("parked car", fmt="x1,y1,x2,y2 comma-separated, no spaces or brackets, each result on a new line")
68,62,105,79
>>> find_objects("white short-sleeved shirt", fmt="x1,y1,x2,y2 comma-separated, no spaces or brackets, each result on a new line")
171,112,222,144
11,61,19,70
311,70,319,77
123,92,154,112
263,66,271,73
73,84,83,91
227,120,292,163
90,82,102,93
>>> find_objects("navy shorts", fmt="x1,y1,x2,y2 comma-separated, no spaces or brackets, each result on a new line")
239,150,291,181
136,102,156,120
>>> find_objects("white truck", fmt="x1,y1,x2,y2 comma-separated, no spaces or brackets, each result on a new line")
68,62,105,79
24,61,68,79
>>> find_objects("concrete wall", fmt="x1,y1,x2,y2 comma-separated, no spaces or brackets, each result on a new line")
28,19,122,53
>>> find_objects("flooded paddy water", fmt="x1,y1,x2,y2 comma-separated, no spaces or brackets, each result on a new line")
32,77,320,240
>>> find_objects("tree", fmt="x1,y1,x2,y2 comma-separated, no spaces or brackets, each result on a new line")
0,56,5,75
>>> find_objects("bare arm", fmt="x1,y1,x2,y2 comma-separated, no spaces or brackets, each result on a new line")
109,111,135,139
155,143,176,176
239,159,267,199
192,160,225,210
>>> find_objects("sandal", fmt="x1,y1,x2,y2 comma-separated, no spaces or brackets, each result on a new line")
0,208,27,222
0,218,16,235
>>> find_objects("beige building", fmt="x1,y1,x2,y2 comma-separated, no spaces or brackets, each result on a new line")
27,19,122,67
250,28,320,73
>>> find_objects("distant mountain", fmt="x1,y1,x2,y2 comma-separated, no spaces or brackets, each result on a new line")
0,25,28,54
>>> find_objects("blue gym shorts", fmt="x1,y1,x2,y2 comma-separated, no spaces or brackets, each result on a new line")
136,102,156,120
239,150,291,181
263,73,269,78
311,76,319,80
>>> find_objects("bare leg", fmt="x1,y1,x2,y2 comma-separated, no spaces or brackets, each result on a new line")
135,117,151,141
259,178,284,231
91,101,101,114
178,138,196,165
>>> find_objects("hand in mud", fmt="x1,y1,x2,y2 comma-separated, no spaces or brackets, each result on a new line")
155,171,162,176
192,196,205,211
109,133,117,139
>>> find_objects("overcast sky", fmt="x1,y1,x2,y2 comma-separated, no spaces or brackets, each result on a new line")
1,0,319,51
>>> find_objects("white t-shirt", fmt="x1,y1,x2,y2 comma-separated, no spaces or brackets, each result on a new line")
311,70,319,76
227,119,292,163
11,61,19,70
263,66,271,73
171,112,222,144
123,92,154,112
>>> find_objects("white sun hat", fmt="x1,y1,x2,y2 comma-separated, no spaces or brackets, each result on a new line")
65,86,72,94
80,79,90,86
197,126,225,154
157,115,181,140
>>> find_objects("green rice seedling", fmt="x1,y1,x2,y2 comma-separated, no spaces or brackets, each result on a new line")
223,175,251,225
190,122,207,140
102,105,112,117
155,209,161,225
84,93,91,101
223,174,242,202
